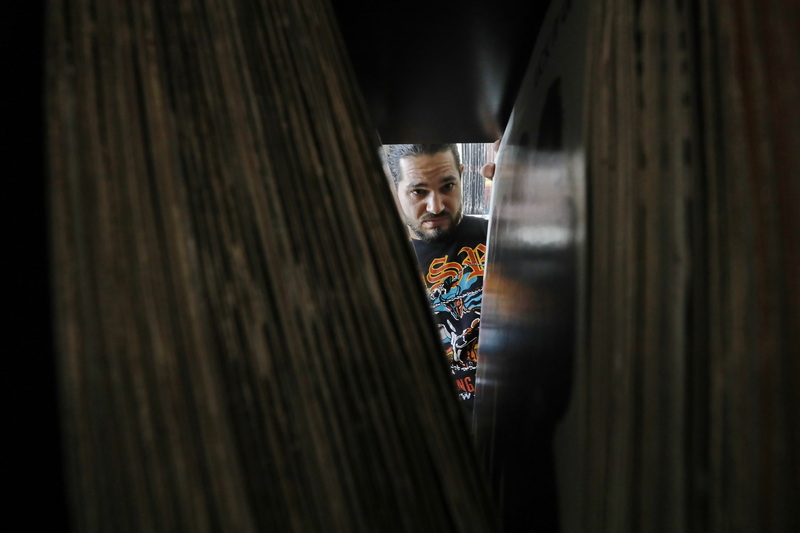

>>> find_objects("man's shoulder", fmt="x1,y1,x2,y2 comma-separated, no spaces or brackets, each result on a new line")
452,216,488,249
459,215,489,236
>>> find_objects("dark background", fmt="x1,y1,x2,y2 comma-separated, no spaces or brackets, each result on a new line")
10,1,67,528
332,0,550,143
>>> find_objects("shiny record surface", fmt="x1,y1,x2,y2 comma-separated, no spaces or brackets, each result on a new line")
473,0,588,529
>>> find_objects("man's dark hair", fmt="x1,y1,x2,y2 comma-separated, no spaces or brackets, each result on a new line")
385,144,461,186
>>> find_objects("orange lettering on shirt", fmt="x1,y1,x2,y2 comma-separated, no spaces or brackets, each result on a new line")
427,256,463,285
459,244,487,281
464,376,475,392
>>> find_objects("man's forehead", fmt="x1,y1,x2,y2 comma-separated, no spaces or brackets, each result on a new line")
398,152,460,181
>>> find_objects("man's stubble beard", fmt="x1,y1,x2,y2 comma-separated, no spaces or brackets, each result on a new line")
408,209,463,244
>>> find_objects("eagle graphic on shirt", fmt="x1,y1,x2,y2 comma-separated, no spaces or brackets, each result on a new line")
425,244,486,375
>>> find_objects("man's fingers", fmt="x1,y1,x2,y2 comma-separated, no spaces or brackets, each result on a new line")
480,163,496,180
480,139,502,180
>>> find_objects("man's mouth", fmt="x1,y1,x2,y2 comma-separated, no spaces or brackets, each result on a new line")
422,216,449,227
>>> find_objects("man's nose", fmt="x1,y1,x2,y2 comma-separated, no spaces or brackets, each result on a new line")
426,193,444,214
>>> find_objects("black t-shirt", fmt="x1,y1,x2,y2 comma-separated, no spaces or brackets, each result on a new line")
411,216,488,415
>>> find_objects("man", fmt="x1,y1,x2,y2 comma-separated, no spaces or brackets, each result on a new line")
386,144,489,416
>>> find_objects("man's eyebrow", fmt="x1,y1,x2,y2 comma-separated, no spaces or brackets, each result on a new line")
405,175,458,189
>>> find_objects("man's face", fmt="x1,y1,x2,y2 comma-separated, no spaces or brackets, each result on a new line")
395,151,464,242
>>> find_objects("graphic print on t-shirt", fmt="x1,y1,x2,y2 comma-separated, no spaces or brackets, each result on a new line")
425,243,486,402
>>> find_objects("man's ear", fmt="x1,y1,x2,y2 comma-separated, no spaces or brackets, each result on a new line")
460,164,465,175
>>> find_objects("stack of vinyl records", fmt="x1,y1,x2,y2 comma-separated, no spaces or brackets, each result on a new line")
581,0,799,530
46,0,498,531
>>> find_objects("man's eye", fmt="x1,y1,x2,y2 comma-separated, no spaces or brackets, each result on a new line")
411,189,425,196
443,183,455,191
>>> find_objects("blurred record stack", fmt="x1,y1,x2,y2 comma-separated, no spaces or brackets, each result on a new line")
46,0,499,531
580,0,799,530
